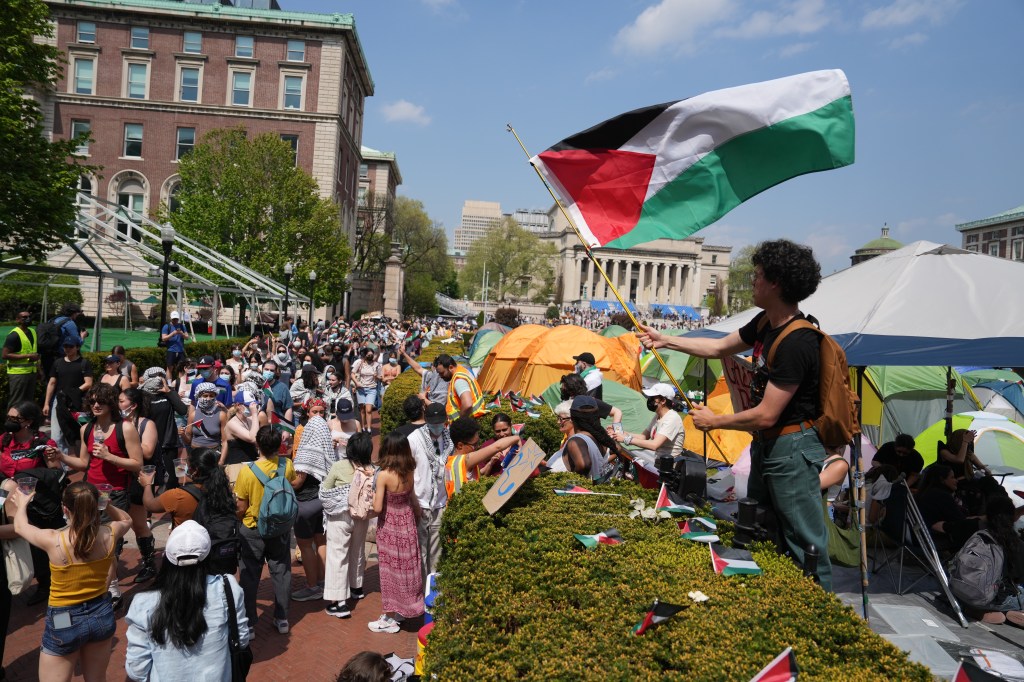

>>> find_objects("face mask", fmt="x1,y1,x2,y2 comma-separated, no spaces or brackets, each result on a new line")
3,420,21,434
262,370,276,382
219,373,231,381
293,341,301,348
249,363,259,370
232,350,242,358
427,422,445,437
277,353,289,364
329,334,338,341
646,397,660,412
120,408,134,420
199,369,213,380
389,359,398,365
198,397,215,410
302,361,312,368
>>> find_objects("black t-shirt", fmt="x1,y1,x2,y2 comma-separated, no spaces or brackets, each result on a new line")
49,356,93,409
738,311,819,429
392,421,424,439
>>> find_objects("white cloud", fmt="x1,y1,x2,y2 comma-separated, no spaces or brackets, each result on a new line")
777,41,815,58
862,0,961,29
716,0,830,39
381,100,431,126
584,68,618,85
887,32,927,49
421,0,454,9
613,0,735,56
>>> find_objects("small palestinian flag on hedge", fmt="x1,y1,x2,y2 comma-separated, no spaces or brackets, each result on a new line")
527,394,545,407
632,599,684,636
951,660,1003,682
555,484,623,497
530,70,854,250
574,528,623,549
270,412,296,435
749,647,798,682
656,483,694,515
710,543,762,577
525,410,541,419
485,393,502,410
511,423,524,435
679,518,719,543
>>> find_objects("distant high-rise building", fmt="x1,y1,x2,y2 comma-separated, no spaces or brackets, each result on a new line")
453,200,502,252
509,209,551,235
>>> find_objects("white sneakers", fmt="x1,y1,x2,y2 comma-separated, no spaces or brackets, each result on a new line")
367,615,400,634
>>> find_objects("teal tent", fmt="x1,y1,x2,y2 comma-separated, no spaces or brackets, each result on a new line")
467,329,504,368
639,328,721,391
598,325,630,338
540,379,652,436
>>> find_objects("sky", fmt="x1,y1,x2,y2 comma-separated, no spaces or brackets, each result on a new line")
287,0,1024,274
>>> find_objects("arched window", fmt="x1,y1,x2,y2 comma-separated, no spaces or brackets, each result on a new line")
168,182,182,214
116,177,145,242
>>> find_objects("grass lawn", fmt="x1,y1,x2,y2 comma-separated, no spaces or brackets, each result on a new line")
0,326,217,352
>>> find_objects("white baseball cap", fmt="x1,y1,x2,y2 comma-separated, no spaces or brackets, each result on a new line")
642,383,676,400
170,310,181,319
164,520,211,566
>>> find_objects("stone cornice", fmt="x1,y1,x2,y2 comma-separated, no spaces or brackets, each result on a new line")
54,92,340,124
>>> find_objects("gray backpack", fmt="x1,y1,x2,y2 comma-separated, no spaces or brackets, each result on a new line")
949,530,1004,607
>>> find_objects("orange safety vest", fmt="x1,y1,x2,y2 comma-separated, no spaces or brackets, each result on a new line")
446,366,485,419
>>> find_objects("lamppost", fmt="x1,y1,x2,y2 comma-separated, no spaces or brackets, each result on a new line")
308,270,317,324
283,261,293,323
157,224,175,344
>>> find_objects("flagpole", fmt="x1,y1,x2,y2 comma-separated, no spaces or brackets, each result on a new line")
507,124,728,463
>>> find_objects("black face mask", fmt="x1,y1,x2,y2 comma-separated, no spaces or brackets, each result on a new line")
646,397,660,413
4,419,22,433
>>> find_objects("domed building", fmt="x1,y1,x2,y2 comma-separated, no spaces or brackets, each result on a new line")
851,225,902,266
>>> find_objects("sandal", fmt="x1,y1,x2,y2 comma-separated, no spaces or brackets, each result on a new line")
1005,611,1024,628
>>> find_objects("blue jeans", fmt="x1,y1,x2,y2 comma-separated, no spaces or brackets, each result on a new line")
41,593,115,657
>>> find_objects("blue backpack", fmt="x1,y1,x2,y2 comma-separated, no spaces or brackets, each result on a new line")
247,460,298,538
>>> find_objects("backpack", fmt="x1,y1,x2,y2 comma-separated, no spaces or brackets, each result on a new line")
764,318,861,448
949,530,1005,607
185,485,242,574
348,465,376,520
247,460,298,538
37,316,71,356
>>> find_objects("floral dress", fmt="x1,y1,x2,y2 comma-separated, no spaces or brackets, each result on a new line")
376,489,424,618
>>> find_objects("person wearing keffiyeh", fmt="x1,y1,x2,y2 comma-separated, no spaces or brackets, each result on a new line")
139,367,188,490
184,382,227,462
289,402,335,602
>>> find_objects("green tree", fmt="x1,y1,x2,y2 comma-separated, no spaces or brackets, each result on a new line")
1,0,95,262
0,272,82,319
404,272,440,316
167,127,350,305
458,217,556,302
392,196,451,310
727,244,756,313
351,190,394,274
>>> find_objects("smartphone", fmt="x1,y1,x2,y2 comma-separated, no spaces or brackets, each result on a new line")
52,611,72,629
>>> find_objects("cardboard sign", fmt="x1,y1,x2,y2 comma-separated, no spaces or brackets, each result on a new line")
482,438,546,515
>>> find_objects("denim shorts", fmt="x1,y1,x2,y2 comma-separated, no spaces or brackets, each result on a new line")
356,386,378,407
41,593,116,657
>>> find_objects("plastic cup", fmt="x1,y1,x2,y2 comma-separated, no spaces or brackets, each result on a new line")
96,483,113,511
174,458,188,478
141,465,157,476
17,477,38,496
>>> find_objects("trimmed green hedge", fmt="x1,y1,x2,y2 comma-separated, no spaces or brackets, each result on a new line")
0,337,249,409
425,474,931,681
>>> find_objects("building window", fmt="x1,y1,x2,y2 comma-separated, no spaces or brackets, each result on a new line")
358,163,368,178
123,123,143,157
71,120,91,156
709,274,717,286
1013,239,1023,261
235,35,254,58
183,31,202,53
1013,226,1024,237
178,66,200,102
966,245,978,253
125,61,149,99
988,242,1001,258
280,134,298,164
117,183,144,242
77,21,96,43
966,233,978,243
168,182,182,214
357,187,367,207
282,74,303,110
231,71,252,106
130,26,149,50
286,39,305,62
176,127,195,160
711,255,717,264
72,57,95,95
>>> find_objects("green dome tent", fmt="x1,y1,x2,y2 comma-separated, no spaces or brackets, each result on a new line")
640,328,721,392
467,328,505,368
540,378,652,437
598,325,630,338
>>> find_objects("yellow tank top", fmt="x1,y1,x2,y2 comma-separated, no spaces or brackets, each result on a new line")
48,529,115,607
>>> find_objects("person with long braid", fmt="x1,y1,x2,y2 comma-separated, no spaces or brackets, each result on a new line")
559,396,619,480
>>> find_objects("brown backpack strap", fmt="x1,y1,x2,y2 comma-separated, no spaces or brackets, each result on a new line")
764,318,820,368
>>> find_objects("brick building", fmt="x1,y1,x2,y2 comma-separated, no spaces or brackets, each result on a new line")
955,204,1024,262
41,0,373,251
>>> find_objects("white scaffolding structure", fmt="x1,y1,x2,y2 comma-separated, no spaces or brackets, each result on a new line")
0,193,309,352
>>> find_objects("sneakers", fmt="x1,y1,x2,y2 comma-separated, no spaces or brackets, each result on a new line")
326,602,352,619
367,615,400,633
350,587,365,600
274,618,290,634
291,585,323,602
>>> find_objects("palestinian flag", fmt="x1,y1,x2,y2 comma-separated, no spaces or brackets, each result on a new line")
574,528,623,549
190,418,206,436
73,411,91,425
749,647,798,682
262,380,274,401
655,483,694,516
679,518,719,544
632,599,684,636
531,70,854,249
525,410,541,419
485,393,502,410
951,661,1002,682
555,484,623,497
710,543,762,576
270,412,296,435
527,394,544,407
511,423,524,435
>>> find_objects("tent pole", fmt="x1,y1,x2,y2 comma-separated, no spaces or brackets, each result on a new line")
944,366,954,441
854,366,869,622
702,358,709,468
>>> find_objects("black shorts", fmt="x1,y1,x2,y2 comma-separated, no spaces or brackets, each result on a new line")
293,496,324,539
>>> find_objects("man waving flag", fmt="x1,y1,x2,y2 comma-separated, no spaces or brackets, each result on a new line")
530,70,854,249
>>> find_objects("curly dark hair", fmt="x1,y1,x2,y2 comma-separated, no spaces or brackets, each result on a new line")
85,383,121,419
752,239,821,305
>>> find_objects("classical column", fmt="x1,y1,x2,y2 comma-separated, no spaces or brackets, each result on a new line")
586,257,596,301
600,258,612,300
636,261,646,306
610,260,620,297
671,264,681,305
624,261,634,302
691,260,703,307
653,263,663,302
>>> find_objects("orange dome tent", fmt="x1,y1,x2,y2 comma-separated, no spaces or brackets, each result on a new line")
682,375,751,464
479,325,642,397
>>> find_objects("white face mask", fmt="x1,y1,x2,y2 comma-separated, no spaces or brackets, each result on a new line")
219,373,231,381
